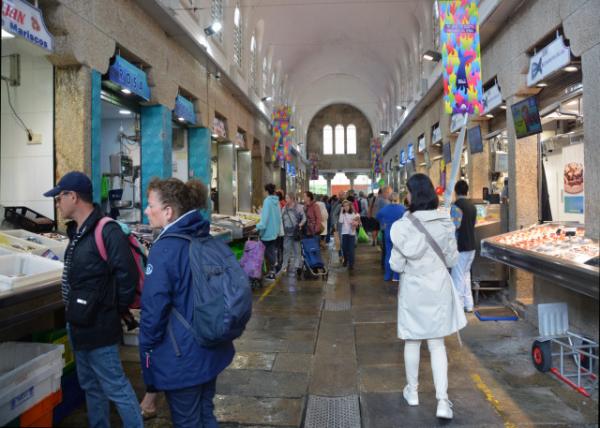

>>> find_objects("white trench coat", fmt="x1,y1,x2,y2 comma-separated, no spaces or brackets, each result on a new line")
389,209,466,340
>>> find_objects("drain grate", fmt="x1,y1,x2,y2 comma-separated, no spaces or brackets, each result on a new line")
304,395,361,428
324,300,351,311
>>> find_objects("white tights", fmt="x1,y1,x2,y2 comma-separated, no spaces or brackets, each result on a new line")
404,338,448,400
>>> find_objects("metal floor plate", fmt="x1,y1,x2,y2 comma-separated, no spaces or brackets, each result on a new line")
324,300,351,311
304,394,361,428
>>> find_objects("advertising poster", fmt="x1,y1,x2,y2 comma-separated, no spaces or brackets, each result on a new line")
439,0,483,115
563,161,584,214
511,97,542,139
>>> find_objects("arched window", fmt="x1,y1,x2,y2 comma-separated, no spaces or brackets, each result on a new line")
335,124,345,154
346,124,357,154
262,57,268,95
210,0,223,43
323,125,333,155
233,4,242,68
249,35,257,90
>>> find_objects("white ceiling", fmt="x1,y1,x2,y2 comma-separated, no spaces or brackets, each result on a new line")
249,0,434,134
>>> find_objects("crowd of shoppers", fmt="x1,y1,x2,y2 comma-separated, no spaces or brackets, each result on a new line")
48,169,475,425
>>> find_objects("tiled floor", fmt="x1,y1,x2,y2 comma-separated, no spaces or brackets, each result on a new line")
59,244,598,427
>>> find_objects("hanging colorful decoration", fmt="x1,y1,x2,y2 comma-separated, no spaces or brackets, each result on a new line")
309,152,319,180
439,0,483,115
271,105,292,163
370,137,383,176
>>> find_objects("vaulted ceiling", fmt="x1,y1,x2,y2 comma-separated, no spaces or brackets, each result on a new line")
249,0,435,138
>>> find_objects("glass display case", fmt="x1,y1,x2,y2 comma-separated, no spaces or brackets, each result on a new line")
472,202,507,284
481,223,599,299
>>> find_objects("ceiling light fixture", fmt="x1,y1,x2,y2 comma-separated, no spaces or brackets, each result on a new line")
423,50,442,62
121,88,132,95
396,105,406,110
500,105,507,110
1,29,15,39
485,114,494,118
177,117,185,122
204,21,222,36
379,131,390,136
563,65,578,72
536,82,548,88
119,109,131,115
290,126,296,132
261,96,272,102
212,133,219,138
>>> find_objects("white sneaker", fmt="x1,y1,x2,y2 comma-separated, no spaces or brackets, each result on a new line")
403,385,419,406
436,399,453,419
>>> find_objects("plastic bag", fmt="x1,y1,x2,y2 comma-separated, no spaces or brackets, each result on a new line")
357,226,369,243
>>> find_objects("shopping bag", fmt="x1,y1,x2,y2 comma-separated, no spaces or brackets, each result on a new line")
357,226,369,243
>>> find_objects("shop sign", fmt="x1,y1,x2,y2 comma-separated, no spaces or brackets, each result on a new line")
213,117,227,138
450,113,466,132
400,149,407,166
527,35,570,87
2,0,54,52
440,0,483,115
407,143,415,161
174,95,196,125
482,82,502,114
108,56,150,101
431,124,442,144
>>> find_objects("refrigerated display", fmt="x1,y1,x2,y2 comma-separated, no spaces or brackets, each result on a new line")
481,223,599,299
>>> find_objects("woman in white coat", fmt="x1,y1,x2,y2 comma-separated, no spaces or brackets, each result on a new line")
389,173,466,420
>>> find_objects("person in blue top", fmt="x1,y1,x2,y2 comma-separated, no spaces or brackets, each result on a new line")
256,183,283,280
376,192,406,281
140,177,234,428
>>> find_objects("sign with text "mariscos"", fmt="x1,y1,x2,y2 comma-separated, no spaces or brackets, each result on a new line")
2,0,54,52
440,0,483,115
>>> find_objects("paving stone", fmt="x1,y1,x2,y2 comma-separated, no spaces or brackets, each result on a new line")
355,322,398,344
214,395,304,427
229,352,276,371
358,365,467,394
217,369,309,398
360,389,505,428
272,353,313,373
356,341,404,367
234,338,315,354
352,308,396,324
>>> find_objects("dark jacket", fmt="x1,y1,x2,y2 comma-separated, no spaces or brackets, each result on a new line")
139,210,234,391
454,197,477,252
66,206,138,351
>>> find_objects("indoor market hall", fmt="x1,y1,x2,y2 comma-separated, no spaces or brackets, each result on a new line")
0,0,598,427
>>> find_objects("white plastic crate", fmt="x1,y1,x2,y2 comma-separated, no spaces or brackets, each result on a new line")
0,233,48,258
0,254,64,291
1,230,67,261
123,328,139,346
0,342,65,426
0,247,13,256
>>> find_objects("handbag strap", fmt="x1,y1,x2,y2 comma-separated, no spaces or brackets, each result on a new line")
405,212,447,267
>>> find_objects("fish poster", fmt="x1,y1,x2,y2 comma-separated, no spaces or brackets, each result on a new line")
439,0,483,115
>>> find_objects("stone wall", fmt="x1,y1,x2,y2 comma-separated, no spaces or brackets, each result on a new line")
306,104,373,171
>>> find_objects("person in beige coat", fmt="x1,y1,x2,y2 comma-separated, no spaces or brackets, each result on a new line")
389,173,466,420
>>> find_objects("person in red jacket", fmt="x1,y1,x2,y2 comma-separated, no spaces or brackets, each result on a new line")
303,191,323,236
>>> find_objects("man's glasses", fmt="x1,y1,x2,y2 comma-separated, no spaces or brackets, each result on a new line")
54,191,73,202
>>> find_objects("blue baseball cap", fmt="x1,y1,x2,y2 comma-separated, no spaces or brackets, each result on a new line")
43,171,93,197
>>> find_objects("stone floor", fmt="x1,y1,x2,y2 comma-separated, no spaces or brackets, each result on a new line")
59,244,598,427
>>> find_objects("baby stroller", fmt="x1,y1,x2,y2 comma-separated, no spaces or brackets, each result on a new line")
240,234,265,289
301,236,328,281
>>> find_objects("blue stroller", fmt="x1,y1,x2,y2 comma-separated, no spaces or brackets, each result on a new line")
301,236,328,280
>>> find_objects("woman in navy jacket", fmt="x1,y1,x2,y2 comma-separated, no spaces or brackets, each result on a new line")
139,177,234,427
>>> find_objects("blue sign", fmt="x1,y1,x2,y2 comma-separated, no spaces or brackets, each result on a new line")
286,163,296,177
408,144,415,161
108,55,150,101
400,149,406,165
174,95,196,124
2,0,54,52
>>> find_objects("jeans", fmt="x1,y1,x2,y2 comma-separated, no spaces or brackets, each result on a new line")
73,341,143,428
404,338,448,400
282,236,302,270
165,378,218,428
341,234,356,268
262,239,278,273
450,250,476,310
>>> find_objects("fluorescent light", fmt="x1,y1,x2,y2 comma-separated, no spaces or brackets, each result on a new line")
121,88,132,94
564,65,578,72
177,117,185,122
119,109,131,115
212,133,218,138
485,114,494,118
1,29,15,39
261,96,272,102
211,22,222,33
536,82,548,87
396,105,406,110
500,105,507,110
423,54,434,61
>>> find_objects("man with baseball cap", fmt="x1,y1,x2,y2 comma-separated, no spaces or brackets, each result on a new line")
45,171,143,427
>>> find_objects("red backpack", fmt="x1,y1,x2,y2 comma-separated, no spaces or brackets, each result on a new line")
94,217,148,309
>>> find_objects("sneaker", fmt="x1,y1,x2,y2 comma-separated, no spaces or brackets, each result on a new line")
403,385,419,406
265,273,276,281
436,399,453,419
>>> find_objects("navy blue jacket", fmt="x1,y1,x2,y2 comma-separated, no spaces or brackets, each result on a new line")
139,210,235,390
